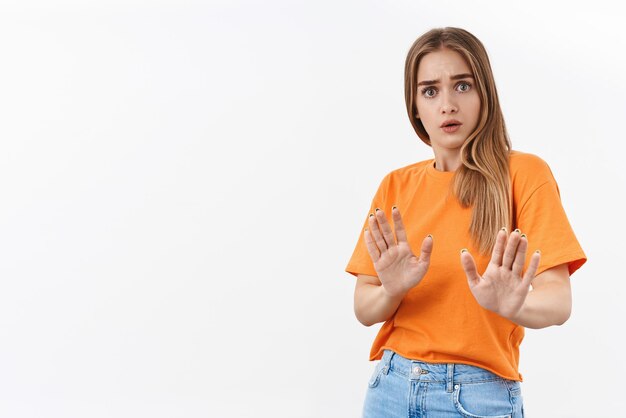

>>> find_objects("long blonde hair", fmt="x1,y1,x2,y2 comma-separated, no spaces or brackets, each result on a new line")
404,27,512,255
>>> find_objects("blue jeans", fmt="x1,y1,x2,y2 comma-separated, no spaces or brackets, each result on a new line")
363,349,524,418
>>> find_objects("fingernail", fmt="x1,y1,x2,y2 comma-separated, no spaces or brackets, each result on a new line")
369,213,374,218
375,208,380,212
535,250,541,254
521,234,527,238
501,227,507,232
392,205,397,211
460,248,467,253
427,234,432,238
514,228,520,234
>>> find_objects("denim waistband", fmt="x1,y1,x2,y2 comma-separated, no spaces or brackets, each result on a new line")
379,349,506,392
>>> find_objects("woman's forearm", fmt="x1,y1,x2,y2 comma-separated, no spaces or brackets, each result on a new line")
510,282,572,329
354,283,406,327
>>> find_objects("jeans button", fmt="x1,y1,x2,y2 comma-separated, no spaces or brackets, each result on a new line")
413,366,421,375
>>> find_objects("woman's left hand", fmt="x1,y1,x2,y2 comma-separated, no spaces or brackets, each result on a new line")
459,228,541,321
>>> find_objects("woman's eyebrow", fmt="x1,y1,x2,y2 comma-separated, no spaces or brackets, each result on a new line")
417,73,474,86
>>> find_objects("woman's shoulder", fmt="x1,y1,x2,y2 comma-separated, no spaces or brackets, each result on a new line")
509,149,556,187
509,149,550,170
370,159,434,195
381,159,433,184
390,158,433,175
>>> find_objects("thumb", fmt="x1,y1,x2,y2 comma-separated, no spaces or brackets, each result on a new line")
418,234,433,264
460,249,481,287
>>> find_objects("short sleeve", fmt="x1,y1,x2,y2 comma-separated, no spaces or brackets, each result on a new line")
515,165,587,277
344,173,391,278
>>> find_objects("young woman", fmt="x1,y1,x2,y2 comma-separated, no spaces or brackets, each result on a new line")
345,27,586,418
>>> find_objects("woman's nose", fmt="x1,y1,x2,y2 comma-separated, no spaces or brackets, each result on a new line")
440,92,458,114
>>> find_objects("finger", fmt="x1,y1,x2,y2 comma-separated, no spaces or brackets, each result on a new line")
375,208,396,248
511,234,528,278
522,250,541,289
460,249,481,287
392,206,408,244
490,228,508,266
368,212,388,252
502,229,522,269
363,228,381,263
418,234,434,264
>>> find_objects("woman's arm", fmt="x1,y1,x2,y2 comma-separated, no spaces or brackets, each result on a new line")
353,207,433,326
510,263,572,329
460,229,573,328
354,274,406,327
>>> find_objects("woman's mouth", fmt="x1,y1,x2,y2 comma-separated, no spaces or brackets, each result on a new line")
441,124,461,133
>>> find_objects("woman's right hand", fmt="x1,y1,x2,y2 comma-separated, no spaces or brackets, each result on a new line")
364,206,433,298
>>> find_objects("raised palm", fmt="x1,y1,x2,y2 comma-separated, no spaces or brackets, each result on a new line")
460,228,541,321
364,207,433,297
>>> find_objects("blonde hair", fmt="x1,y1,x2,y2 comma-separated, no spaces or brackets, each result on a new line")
404,27,512,255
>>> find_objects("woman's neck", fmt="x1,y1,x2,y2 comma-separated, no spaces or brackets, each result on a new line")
432,148,462,172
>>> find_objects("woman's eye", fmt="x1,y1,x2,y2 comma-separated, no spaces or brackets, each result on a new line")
458,82,471,92
421,82,471,98
424,88,436,97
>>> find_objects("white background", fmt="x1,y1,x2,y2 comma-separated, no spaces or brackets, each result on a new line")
0,0,623,417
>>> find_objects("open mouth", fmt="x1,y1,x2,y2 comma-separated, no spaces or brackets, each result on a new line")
441,124,461,132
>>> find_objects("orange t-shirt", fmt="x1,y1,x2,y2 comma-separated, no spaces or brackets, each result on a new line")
345,150,587,381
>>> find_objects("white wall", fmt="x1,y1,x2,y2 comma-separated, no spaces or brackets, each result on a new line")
0,0,621,416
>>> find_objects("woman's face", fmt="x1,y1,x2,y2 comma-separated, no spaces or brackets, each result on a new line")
416,47,481,153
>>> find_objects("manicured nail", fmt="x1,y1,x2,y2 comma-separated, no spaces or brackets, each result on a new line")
369,213,374,217
427,234,432,239
535,250,541,254
521,234,526,238
392,205,397,211
460,248,468,253
375,208,380,212
514,228,520,233
501,227,507,232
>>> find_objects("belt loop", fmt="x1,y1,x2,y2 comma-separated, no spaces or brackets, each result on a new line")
446,363,455,392
382,349,394,375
